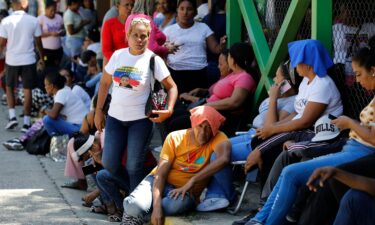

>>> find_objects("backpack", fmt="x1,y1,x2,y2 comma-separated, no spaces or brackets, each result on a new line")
26,128,51,155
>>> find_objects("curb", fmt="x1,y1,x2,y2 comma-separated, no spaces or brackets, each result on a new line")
165,217,193,225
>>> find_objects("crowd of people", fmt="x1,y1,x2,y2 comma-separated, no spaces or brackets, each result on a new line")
0,0,374,225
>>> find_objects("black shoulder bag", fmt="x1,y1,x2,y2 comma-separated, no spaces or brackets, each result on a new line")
145,55,168,117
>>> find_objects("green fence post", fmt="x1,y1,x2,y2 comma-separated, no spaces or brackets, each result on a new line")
312,0,333,55
226,0,242,47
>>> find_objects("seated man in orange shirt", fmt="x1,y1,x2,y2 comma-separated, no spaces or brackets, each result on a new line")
121,105,231,225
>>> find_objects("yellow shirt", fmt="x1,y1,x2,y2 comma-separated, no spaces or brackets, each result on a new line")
151,129,228,199
349,98,375,147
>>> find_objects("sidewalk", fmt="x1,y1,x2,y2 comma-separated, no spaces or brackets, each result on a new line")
0,96,260,224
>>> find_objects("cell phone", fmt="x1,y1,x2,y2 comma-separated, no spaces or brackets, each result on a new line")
82,163,103,176
279,80,292,95
328,114,337,120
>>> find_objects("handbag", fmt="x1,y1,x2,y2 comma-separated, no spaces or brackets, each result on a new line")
145,55,168,117
26,127,51,155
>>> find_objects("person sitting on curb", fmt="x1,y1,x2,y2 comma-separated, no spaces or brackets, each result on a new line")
121,105,231,225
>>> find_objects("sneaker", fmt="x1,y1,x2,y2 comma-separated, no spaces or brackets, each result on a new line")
21,124,31,133
244,220,264,225
3,139,24,151
5,118,18,130
153,145,162,152
232,214,253,225
196,197,229,212
121,213,144,225
285,207,301,223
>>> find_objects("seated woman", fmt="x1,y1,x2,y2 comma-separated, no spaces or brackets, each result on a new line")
164,42,257,138
42,72,88,137
244,40,343,189
197,61,299,211
59,68,91,110
62,95,101,191
243,40,375,225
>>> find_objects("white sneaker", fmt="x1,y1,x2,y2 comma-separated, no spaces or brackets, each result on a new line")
5,118,18,130
153,145,162,152
196,197,229,212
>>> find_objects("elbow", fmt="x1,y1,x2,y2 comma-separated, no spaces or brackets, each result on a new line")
298,119,314,130
217,154,231,166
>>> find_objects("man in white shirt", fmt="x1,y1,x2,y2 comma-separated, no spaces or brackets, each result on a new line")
0,0,45,132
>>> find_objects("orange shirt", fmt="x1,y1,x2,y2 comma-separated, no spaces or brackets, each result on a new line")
151,129,228,199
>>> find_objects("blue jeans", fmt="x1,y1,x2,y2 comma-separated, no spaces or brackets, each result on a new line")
333,189,375,225
102,116,153,192
204,129,256,201
96,169,129,210
253,139,375,225
124,175,196,219
43,115,80,137
65,36,83,58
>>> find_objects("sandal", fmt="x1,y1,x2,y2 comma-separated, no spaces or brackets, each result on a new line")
90,205,107,215
61,180,87,190
108,212,123,222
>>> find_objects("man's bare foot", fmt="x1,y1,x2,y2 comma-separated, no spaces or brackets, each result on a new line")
82,188,100,207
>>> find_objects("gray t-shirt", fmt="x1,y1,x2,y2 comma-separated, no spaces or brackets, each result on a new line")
252,95,296,128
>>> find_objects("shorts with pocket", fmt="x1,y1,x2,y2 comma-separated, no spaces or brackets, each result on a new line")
5,63,37,89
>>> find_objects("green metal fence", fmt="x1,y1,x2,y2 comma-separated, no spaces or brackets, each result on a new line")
228,0,374,118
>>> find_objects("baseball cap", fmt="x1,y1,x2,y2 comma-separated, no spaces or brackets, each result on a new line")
311,115,340,142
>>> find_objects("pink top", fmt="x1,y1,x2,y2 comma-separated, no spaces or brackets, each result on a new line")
207,71,256,103
125,14,168,58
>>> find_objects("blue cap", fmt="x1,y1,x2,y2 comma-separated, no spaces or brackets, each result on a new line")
288,39,333,77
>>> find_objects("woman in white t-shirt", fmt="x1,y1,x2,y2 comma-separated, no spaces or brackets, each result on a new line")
244,40,343,177
94,17,177,192
42,73,89,137
163,0,225,94
37,1,64,67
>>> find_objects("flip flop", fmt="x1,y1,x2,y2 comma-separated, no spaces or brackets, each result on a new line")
82,202,93,208
108,212,123,222
61,181,87,190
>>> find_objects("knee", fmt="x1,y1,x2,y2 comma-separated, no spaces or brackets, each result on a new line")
341,189,368,207
96,169,110,183
123,196,143,218
281,164,296,179
42,115,52,125
162,195,193,215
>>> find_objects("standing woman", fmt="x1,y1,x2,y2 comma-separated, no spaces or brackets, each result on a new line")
37,1,64,67
154,0,177,32
79,0,98,33
101,0,134,66
63,0,90,58
94,18,178,191
163,0,226,94
125,0,171,58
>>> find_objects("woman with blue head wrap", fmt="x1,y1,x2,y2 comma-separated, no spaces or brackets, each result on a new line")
244,40,343,175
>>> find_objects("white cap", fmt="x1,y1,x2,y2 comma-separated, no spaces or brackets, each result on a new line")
311,115,340,142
